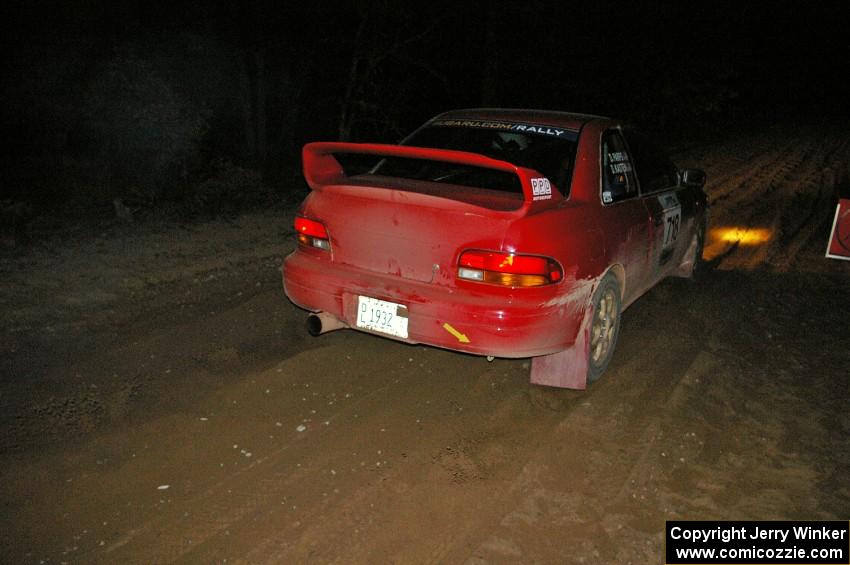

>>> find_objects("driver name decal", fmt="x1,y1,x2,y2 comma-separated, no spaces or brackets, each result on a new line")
607,151,633,174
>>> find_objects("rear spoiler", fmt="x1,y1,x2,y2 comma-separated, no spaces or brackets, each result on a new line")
302,142,562,203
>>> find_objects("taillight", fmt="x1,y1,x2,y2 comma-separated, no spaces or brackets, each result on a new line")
458,250,562,287
294,216,331,251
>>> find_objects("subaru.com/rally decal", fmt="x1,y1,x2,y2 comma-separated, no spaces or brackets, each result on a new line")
430,119,577,139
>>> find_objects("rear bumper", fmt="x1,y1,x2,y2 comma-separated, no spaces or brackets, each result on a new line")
282,251,584,358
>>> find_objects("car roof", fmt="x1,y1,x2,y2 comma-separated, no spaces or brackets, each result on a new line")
431,108,613,132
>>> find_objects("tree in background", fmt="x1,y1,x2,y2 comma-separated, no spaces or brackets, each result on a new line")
84,45,208,207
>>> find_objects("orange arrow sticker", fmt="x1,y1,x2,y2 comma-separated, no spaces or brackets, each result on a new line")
442,322,470,343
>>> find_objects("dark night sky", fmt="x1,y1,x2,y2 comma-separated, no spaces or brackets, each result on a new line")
1,1,847,212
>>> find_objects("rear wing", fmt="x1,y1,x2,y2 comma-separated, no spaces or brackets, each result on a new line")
302,142,562,203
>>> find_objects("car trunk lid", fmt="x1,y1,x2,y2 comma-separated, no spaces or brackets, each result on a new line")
300,142,562,285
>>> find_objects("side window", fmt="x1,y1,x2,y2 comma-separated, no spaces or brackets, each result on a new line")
624,130,678,194
601,130,637,204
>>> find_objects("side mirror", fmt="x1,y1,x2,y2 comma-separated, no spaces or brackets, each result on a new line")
680,168,706,189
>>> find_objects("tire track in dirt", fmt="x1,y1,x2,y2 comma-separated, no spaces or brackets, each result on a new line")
707,141,798,207
243,282,717,563
697,126,846,271
442,283,715,563
715,136,818,270
454,269,849,564
205,354,567,564
777,131,850,271
18,331,562,564
12,278,712,563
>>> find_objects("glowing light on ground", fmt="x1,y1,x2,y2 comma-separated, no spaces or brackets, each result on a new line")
711,227,773,245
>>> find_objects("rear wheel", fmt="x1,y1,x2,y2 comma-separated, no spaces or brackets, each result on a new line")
587,273,621,384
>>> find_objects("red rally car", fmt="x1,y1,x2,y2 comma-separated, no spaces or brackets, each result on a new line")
283,109,708,389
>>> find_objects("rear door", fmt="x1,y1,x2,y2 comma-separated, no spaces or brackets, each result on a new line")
625,130,696,280
598,129,654,302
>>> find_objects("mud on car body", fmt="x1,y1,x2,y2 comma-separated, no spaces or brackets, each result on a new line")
283,109,708,388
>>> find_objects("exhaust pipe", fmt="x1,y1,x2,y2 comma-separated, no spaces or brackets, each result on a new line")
306,312,347,336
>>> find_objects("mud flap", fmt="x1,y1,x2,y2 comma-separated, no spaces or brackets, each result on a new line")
674,231,699,278
529,302,593,390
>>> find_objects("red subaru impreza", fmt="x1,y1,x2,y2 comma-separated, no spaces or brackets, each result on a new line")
283,109,708,388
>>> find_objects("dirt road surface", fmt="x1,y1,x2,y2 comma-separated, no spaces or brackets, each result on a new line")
2,124,849,563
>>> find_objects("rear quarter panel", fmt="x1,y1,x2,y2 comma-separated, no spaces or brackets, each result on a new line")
500,122,612,347
572,120,657,305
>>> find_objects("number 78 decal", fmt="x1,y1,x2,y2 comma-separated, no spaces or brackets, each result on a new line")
658,193,682,249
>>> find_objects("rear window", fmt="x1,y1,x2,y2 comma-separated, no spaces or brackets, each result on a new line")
366,156,523,194
362,121,579,196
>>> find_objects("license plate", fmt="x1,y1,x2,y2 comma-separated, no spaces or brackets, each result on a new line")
356,296,409,338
